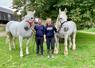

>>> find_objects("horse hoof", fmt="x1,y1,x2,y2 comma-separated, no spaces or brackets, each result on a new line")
54,48,59,54
20,54,23,58
64,51,68,56
26,52,29,55
54,50,59,54
54,52,58,54
72,48,76,51
64,53,68,56
9,48,12,51
20,55,23,58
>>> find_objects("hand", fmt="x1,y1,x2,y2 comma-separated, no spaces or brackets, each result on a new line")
44,38,46,42
44,35,46,42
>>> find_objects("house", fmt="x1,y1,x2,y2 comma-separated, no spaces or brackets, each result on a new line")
0,6,16,24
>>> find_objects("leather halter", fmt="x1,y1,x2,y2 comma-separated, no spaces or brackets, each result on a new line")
58,21,68,32
26,19,34,27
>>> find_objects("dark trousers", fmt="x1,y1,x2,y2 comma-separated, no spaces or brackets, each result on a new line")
36,37,44,55
46,37,55,55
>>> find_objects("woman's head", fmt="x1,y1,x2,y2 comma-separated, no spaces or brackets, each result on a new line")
46,18,52,26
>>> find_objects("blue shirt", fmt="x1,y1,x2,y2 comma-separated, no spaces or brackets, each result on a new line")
34,24,45,37
45,25,57,38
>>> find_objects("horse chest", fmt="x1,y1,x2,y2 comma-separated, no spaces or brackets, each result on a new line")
18,28,32,37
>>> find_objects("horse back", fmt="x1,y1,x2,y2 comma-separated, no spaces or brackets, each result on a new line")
6,21,19,32
64,21,77,32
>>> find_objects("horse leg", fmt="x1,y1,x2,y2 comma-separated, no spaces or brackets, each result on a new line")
7,32,12,51
26,38,30,55
72,32,76,50
69,36,72,49
64,35,68,56
54,34,59,54
12,37,16,49
9,36,12,51
19,36,23,57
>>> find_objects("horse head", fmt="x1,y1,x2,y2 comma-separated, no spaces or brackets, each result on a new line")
22,10,36,27
24,10,35,20
58,8,68,23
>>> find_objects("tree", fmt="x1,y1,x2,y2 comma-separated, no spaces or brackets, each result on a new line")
13,0,95,29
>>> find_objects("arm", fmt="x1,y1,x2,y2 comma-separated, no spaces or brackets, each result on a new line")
32,25,36,33
43,26,46,42
44,35,46,42
44,26,46,35
53,26,57,33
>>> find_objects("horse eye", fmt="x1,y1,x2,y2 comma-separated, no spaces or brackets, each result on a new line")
59,18,62,20
60,18,62,19
31,17,33,19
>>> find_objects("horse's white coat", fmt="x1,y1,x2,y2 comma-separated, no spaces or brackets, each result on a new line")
59,21,76,35
54,8,77,55
6,11,35,57
6,21,32,37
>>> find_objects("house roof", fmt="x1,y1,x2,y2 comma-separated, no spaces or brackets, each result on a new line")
0,6,13,14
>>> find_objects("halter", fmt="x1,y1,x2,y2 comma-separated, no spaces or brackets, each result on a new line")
58,21,68,32
26,19,34,27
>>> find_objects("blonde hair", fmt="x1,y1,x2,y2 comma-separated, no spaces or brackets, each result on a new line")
46,18,52,26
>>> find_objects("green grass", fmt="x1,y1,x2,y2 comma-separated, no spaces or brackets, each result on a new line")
0,32,95,68
83,28,95,32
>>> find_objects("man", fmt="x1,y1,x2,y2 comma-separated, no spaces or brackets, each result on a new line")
34,18,45,55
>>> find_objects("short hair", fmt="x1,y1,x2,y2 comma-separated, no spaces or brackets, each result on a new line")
38,18,42,21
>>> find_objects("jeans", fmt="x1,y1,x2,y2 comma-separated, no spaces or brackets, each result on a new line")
46,37,55,55
36,37,44,55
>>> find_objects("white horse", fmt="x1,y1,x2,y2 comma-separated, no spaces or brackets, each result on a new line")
6,11,36,57
54,8,77,56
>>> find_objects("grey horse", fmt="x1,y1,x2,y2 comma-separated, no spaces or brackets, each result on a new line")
6,11,36,57
54,8,77,56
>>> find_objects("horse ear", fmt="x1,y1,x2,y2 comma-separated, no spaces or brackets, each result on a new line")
33,10,36,14
59,8,61,13
64,8,67,13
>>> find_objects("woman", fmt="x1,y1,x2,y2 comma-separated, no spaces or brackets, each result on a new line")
34,18,45,55
45,18,57,58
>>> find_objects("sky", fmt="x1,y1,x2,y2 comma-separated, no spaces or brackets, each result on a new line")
0,0,13,8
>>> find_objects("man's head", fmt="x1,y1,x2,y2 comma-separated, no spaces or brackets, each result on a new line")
38,18,42,25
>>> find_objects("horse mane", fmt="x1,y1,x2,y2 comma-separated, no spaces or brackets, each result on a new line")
67,18,72,21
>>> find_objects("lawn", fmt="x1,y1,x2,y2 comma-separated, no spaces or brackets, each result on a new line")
80,28,95,32
0,32,95,68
